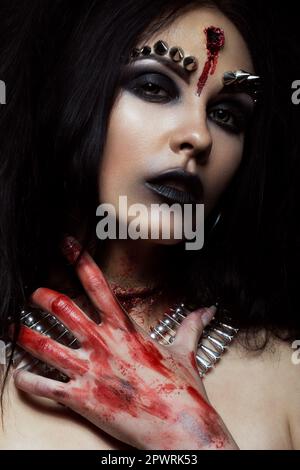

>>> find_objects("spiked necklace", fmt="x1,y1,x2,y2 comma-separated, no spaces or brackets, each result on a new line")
8,301,238,380
150,303,238,377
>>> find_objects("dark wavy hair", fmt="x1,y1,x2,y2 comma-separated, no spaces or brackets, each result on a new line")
0,0,299,392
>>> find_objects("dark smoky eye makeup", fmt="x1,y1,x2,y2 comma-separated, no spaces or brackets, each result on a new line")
120,65,180,103
207,95,254,135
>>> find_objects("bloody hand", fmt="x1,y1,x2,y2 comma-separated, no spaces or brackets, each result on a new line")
13,237,237,450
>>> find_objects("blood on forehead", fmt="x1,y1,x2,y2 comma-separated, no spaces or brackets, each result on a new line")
196,26,225,96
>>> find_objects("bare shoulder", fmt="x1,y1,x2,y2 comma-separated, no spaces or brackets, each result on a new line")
205,330,299,449
235,333,300,449
273,336,300,450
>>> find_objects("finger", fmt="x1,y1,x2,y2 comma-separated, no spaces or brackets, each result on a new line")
17,325,88,379
170,305,217,353
61,236,131,330
14,369,70,403
31,287,104,344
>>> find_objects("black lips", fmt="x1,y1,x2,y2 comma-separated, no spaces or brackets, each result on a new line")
146,168,203,204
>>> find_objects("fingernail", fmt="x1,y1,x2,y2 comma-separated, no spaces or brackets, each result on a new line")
201,305,217,328
61,236,81,264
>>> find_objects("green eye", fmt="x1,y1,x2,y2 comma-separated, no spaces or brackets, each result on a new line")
208,103,248,134
211,109,232,124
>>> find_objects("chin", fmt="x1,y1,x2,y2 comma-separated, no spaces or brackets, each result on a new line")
147,222,185,245
151,237,184,246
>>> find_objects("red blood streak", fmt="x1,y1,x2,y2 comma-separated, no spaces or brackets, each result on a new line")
61,236,81,264
197,26,225,95
157,383,177,394
91,379,172,420
92,382,138,417
187,385,213,413
189,351,197,371
187,385,228,448
125,331,173,379
106,306,136,333
89,348,110,371
18,327,88,376
50,294,110,351
111,284,158,298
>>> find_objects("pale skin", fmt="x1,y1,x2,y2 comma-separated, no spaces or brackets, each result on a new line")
11,238,237,450
1,6,299,450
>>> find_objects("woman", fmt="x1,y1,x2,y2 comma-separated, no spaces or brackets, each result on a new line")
0,0,299,449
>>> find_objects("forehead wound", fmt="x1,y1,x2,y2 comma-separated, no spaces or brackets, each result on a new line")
197,26,225,96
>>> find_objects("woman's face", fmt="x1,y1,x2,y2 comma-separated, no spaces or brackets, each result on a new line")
99,6,255,244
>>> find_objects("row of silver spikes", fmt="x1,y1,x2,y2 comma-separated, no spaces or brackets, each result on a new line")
5,309,79,372
150,304,238,377
196,321,238,376
149,303,189,344
223,70,261,103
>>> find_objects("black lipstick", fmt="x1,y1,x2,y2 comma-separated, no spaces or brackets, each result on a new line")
145,168,203,205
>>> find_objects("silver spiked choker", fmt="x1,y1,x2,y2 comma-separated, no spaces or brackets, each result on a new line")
150,303,238,377
6,303,238,381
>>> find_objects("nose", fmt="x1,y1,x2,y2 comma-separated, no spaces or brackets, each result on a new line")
169,112,212,166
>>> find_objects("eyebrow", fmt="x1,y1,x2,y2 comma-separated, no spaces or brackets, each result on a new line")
128,54,191,84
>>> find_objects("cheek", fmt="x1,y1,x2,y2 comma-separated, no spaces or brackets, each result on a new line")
99,95,159,203
204,131,244,210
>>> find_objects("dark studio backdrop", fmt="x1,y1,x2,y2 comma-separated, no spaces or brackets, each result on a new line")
249,0,300,327
251,0,299,336
0,0,299,338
